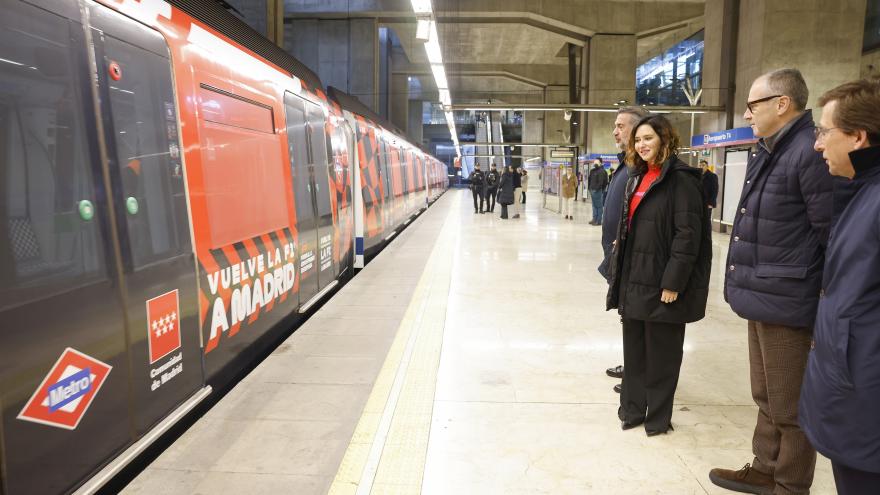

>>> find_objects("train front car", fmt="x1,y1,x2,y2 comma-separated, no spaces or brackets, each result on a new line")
0,0,352,493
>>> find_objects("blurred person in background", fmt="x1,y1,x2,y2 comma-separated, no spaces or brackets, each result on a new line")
588,159,610,225
561,166,577,220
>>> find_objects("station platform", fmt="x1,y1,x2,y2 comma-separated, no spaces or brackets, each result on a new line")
123,189,835,495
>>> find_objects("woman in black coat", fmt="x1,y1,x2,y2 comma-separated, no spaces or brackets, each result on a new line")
607,115,712,435
497,165,515,219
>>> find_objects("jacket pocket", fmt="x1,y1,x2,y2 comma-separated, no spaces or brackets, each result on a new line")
829,318,855,390
754,263,808,279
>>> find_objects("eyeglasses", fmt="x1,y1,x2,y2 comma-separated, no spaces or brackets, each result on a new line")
813,126,846,140
746,95,783,113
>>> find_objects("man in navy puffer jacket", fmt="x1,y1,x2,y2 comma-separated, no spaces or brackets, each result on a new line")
709,69,832,495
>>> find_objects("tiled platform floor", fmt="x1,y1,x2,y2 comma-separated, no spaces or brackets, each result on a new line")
124,189,835,495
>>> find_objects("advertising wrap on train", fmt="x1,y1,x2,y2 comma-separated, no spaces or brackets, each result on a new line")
206,242,297,347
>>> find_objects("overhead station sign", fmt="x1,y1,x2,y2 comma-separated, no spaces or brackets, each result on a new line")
691,127,757,150
550,147,575,159
18,348,112,430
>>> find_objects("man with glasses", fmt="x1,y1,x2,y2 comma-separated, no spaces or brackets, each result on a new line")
800,77,880,495
709,68,832,495
600,106,649,393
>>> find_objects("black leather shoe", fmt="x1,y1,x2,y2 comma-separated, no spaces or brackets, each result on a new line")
621,419,643,430
646,424,673,437
606,365,624,379
613,383,622,393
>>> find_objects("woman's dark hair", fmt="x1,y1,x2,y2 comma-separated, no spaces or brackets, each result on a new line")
625,115,680,171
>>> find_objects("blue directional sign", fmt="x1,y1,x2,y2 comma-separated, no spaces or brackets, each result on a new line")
691,127,756,149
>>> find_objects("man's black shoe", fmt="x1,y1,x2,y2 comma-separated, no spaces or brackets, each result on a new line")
613,383,622,393
606,365,624,379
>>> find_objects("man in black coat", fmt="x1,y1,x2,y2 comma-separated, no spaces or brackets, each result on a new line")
709,69,832,495
699,159,719,209
588,160,609,225
600,107,650,391
469,164,486,214
485,163,500,212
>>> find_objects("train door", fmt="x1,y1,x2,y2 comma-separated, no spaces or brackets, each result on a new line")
284,94,336,309
88,3,205,436
283,94,318,306
0,2,127,493
378,139,392,234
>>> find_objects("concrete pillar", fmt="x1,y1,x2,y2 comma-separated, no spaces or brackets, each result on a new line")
285,18,379,111
586,34,636,155
391,74,409,132
733,0,866,126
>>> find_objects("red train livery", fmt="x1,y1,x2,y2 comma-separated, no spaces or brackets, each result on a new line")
0,0,447,493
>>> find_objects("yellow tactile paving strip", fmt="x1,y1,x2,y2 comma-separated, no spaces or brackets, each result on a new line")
328,200,459,495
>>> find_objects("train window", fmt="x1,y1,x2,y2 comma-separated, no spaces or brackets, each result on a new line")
379,139,390,199
359,127,375,208
306,105,333,218
0,2,107,309
102,35,190,268
199,85,274,134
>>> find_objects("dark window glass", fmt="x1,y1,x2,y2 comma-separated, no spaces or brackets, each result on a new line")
306,105,332,218
379,139,390,199
103,35,189,268
0,2,107,309
283,94,315,227
636,30,704,106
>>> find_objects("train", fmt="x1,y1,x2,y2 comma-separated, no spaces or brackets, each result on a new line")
0,0,448,493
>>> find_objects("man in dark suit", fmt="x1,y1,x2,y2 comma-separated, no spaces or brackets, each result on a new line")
699,160,719,210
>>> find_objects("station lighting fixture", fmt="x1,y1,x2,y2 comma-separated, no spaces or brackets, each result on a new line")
430,64,448,90
439,88,451,106
410,0,432,14
415,18,431,41
410,0,460,157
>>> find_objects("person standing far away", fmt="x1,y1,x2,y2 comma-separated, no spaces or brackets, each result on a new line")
606,114,712,437
699,159,719,211
799,77,880,495
511,165,523,218
470,163,487,214
560,166,578,220
599,106,650,393
497,165,515,219
588,159,610,225
485,163,500,213
709,68,833,495
520,168,529,204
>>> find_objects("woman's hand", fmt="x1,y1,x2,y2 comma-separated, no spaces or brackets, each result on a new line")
660,289,679,303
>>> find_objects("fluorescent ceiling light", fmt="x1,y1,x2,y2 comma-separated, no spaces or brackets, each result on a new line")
416,18,431,41
431,64,448,89
439,89,451,106
425,34,442,64
411,0,432,14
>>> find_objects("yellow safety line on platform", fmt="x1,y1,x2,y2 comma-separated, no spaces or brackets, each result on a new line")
329,198,458,495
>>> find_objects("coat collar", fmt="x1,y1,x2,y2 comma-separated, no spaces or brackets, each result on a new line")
758,110,815,155
850,145,880,179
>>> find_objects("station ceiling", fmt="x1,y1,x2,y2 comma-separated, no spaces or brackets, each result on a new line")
284,0,706,105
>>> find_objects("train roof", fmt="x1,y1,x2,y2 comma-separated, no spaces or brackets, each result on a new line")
327,86,428,152
167,0,323,92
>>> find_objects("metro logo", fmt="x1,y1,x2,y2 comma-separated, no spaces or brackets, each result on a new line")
18,349,112,430
47,367,92,412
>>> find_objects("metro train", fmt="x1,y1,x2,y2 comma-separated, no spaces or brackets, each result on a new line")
0,0,447,493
